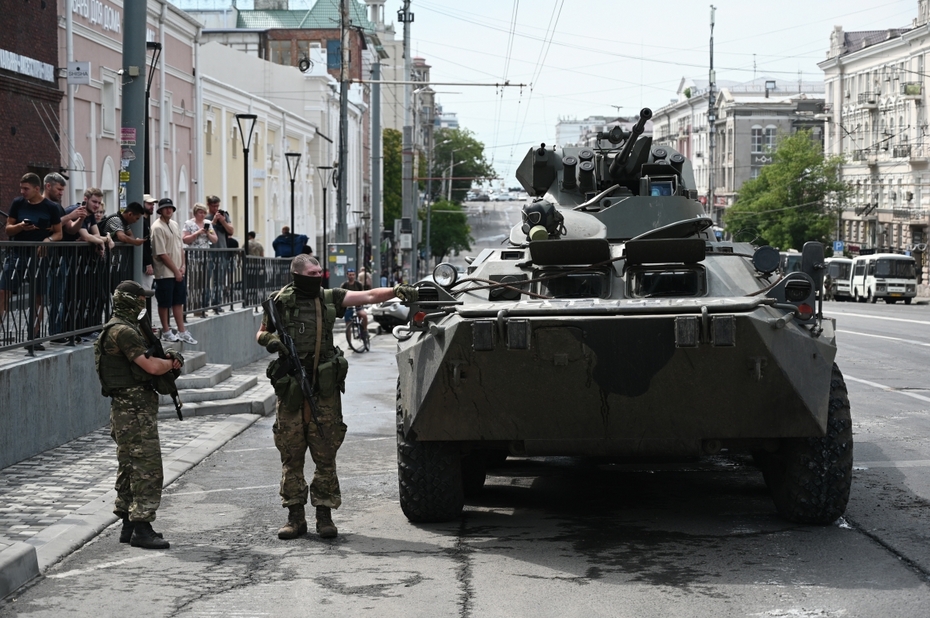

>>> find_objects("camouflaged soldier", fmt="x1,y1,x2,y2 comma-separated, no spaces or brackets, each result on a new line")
95,280,183,550
257,254,417,539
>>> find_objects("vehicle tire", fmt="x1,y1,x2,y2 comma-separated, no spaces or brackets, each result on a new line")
904,298,912,305
885,298,897,304
854,290,862,303
397,380,464,522
868,289,877,303
346,320,366,353
760,363,853,525
461,452,487,499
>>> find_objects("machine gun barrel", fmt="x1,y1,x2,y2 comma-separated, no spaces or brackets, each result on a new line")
610,107,654,176
262,298,325,438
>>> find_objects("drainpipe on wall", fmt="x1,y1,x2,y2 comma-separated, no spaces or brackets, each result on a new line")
159,1,167,198
66,0,75,203
194,30,203,203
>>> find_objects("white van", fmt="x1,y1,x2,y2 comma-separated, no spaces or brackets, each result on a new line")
779,251,802,274
850,253,918,304
825,257,853,301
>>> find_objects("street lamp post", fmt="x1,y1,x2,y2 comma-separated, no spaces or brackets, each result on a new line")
316,165,334,287
285,151,301,257
235,113,258,304
352,209,365,274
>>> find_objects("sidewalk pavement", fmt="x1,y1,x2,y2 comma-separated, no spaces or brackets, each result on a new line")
0,358,274,600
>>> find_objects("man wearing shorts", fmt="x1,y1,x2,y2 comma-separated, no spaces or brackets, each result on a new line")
151,198,197,344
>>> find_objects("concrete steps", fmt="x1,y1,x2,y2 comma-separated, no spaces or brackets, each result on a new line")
156,349,274,420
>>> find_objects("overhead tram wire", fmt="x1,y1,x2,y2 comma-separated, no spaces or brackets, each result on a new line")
489,0,520,174
511,0,564,158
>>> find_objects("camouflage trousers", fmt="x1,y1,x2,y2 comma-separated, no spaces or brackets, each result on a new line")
273,392,347,509
109,387,163,522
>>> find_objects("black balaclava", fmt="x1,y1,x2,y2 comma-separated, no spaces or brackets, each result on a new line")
293,272,322,298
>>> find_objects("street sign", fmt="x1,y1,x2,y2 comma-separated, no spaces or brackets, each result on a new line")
120,127,136,146
833,240,844,253
67,61,90,85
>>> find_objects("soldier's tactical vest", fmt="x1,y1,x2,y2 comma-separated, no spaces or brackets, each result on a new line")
94,318,153,396
273,285,339,364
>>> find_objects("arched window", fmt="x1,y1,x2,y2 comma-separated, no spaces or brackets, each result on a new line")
764,124,777,150
751,124,763,153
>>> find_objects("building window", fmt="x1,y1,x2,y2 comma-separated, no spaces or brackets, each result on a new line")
232,129,238,159
206,119,213,155
101,76,116,136
751,167,761,179
764,125,777,150
327,40,341,69
751,126,763,153
270,40,292,65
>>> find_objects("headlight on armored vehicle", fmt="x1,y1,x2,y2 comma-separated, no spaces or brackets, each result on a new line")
784,280,812,302
433,262,459,288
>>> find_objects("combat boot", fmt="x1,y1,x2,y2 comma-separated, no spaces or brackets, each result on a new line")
119,518,135,543
121,518,163,544
277,504,308,540
316,506,338,538
129,521,170,549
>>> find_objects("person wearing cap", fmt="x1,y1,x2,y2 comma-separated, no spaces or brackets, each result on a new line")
151,198,197,344
94,280,182,550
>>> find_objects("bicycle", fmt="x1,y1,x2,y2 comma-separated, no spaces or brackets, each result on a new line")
345,306,370,353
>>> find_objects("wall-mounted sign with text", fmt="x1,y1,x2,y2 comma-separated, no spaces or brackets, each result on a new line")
67,61,91,85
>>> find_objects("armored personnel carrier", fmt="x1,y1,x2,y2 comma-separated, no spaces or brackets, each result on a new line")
395,108,852,526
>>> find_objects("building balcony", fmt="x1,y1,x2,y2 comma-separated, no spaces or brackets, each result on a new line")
857,92,878,109
852,148,879,165
893,145,911,158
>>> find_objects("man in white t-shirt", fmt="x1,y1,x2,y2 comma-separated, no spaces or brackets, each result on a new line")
151,198,197,344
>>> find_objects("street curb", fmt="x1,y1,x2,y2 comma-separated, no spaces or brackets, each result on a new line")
0,414,261,599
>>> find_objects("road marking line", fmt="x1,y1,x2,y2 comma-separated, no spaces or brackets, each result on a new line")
845,375,930,403
855,460,930,469
47,555,152,578
838,329,930,347
829,311,930,326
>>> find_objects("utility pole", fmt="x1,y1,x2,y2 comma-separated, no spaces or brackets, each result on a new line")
337,0,350,242
707,5,717,222
371,61,382,282
122,0,146,283
399,0,416,282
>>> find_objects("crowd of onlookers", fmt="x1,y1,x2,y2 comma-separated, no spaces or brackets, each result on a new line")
0,171,286,352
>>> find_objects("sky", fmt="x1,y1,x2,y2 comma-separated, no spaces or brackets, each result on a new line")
179,0,920,186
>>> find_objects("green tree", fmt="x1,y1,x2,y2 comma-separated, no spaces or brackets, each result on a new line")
382,128,402,229
724,131,850,250
430,128,496,203
421,199,473,262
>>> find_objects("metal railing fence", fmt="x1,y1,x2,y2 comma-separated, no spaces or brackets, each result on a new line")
0,242,291,353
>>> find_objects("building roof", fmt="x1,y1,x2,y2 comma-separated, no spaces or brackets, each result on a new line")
236,0,375,32
842,29,909,55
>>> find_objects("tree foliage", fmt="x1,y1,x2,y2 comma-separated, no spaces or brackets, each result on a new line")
429,128,496,203
421,199,473,262
723,131,850,250
382,128,402,229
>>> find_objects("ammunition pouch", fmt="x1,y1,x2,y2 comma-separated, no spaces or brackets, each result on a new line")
317,348,349,399
267,356,303,411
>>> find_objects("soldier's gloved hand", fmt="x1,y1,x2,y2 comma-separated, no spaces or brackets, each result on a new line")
394,284,418,303
165,349,185,368
259,333,287,354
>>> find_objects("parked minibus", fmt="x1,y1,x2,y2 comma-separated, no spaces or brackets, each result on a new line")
850,253,917,304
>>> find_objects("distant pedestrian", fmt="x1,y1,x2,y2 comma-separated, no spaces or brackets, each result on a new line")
273,226,308,258
95,280,181,550
101,202,146,246
151,198,197,344
206,196,233,313
247,231,264,257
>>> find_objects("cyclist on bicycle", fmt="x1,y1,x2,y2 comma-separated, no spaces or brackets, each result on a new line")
341,268,370,335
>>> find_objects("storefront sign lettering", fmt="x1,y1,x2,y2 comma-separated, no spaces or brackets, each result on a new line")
72,0,121,34
0,48,55,82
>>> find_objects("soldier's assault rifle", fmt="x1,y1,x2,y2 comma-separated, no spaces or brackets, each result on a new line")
139,313,183,420
262,298,325,438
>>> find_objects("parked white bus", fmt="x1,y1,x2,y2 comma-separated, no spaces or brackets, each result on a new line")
850,253,917,304
825,257,853,301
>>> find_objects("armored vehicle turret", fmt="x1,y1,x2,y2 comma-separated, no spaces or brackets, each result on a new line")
394,108,852,526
